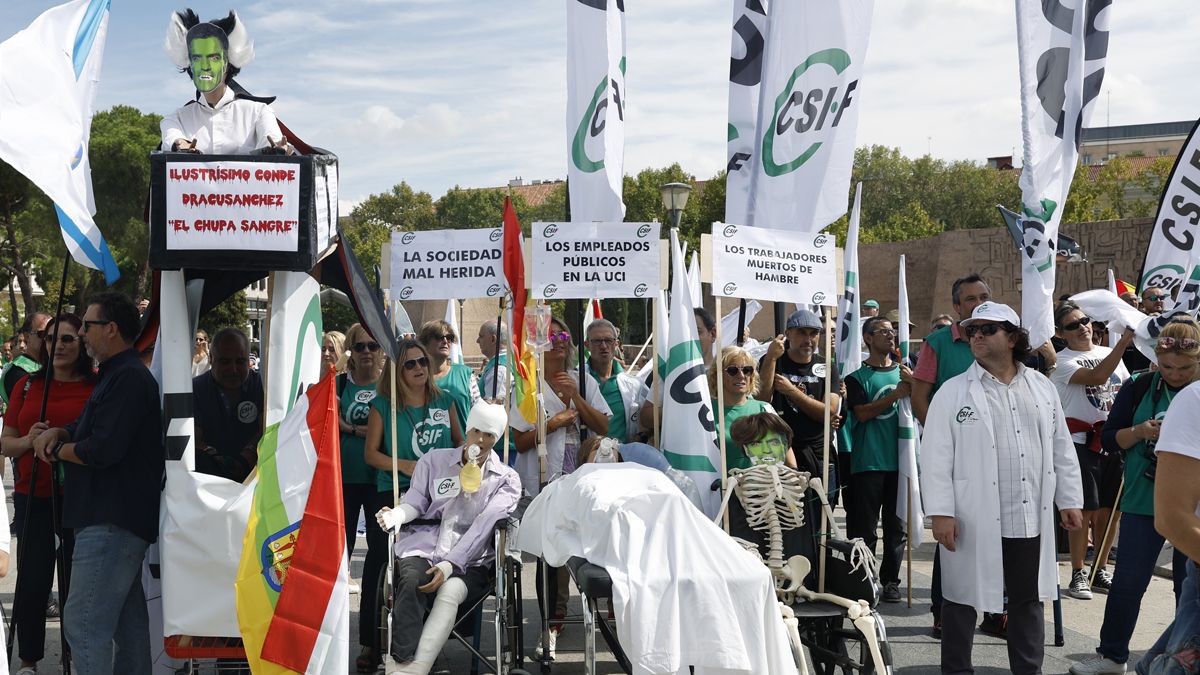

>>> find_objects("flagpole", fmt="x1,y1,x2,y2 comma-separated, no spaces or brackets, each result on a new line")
735,299,747,347
652,296,661,446
493,298,504,400
714,295,729,533
390,301,400,508
1089,477,1124,588
907,478,914,608
818,305,833,594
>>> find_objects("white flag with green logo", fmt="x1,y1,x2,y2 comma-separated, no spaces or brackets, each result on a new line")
835,182,863,378
747,0,873,231
725,0,769,225
566,0,626,222
660,229,720,516
265,271,324,427
896,254,924,546
1015,0,1109,347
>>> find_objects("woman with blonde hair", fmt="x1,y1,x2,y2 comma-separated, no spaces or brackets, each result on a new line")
192,329,210,376
1069,318,1200,675
322,330,347,373
709,346,781,473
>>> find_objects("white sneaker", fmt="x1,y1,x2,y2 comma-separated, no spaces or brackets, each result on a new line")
1069,655,1126,674
349,581,362,594
15,666,36,675
1068,568,1093,600
534,628,559,661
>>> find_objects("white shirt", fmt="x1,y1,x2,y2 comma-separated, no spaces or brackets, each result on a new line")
1154,380,1200,517
509,371,612,495
161,87,284,154
979,366,1044,538
1051,345,1128,443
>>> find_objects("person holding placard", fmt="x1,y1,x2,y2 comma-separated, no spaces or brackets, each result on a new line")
362,339,464,673
419,320,480,430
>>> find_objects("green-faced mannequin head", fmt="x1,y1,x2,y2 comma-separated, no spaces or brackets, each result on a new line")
744,432,788,466
729,411,794,469
188,35,227,92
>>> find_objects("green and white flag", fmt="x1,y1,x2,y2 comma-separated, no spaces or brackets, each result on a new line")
725,0,769,225
266,271,324,427
660,229,720,516
835,182,863,378
748,0,873,231
445,299,463,364
566,0,625,222
896,254,924,546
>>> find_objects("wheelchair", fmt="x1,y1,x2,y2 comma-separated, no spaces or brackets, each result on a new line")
374,498,533,675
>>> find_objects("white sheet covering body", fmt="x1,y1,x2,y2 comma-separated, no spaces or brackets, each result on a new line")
515,463,796,675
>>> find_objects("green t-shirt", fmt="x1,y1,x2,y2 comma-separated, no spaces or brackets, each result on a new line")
436,362,476,428
925,325,975,396
370,392,459,493
723,399,776,473
1122,373,1179,516
589,361,628,443
845,363,901,474
338,375,379,485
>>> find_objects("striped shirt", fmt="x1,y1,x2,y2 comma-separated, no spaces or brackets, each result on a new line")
979,364,1043,538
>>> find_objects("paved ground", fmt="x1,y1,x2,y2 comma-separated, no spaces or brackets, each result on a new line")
1,500,1182,674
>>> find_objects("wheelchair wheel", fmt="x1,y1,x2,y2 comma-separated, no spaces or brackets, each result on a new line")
375,556,393,659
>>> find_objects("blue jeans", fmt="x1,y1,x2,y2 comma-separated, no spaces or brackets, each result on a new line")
64,524,152,675
1099,514,1187,663
1138,559,1200,674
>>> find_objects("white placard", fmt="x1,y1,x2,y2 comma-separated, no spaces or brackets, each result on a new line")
164,161,301,252
711,222,837,306
390,228,505,301
531,221,660,300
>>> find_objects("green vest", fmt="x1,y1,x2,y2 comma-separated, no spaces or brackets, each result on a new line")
1122,373,1178,517
0,354,40,406
370,392,459,493
338,376,379,485
847,364,902,474
588,361,628,443
925,326,975,397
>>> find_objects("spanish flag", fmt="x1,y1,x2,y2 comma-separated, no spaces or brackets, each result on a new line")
235,371,348,673
504,196,539,425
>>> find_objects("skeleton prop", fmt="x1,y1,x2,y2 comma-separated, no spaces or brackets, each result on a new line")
716,464,890,674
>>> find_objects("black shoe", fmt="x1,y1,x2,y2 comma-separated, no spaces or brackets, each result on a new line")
979,612,1008,639
932,615,942,639
882,582,902,603
45,599,60,620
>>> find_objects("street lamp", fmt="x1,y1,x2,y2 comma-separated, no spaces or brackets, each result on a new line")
659,182,692,229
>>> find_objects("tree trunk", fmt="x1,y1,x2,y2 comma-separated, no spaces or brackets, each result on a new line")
2,203,36,316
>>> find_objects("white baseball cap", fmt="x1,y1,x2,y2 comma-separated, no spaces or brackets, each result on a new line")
959,301,1020,328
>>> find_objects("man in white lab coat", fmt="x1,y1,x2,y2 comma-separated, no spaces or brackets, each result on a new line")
921,302,1084,674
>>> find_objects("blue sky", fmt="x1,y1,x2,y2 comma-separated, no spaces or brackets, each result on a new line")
2,0,1198,215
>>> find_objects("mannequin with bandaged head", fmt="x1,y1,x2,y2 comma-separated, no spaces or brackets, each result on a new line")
160,9,293,155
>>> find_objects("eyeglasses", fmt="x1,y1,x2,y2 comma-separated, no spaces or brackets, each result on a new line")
588,338,617,347
869,329,897,337
549,331,572,344
195,337,207,344
402,356,429,370
1061,316,1091,331
1146,293,1169,301
82,319,111,331
433,333,457,343
964,323,1007,338
352,341,381,353
50,335,78,345
724,365,755,377
1158,337,1199,351
32,330,47,340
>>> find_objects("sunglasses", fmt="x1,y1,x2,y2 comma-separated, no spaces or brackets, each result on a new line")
433,333,457,343
964,323,1007,338
50,334,78,345
550,331,572,344
1146,293,1169,301
353,341,381,353
1158,337,1199,351
402,356,429,370
1061,316,1091,331
869,328,897,337
724,365,755,378
195,337,207,344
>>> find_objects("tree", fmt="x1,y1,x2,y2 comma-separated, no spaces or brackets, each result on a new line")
434,187,529,230
199,289,248,337
341,182,438,280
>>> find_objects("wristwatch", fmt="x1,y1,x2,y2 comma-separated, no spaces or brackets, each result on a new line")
50,440,64,462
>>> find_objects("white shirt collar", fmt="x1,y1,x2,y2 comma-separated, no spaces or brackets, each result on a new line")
197,86,237,113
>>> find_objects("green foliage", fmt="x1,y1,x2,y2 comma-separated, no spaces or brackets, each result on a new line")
199,290,248,337
434,187,529,230
320,296,359,334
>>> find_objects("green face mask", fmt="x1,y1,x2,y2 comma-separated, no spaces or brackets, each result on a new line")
188,36,228,93
744,432,787,466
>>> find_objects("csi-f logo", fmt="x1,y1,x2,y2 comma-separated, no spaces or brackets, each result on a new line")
762,48,858,177
723,282,738,295
543,223,559,238
436,478,456,496
489,229,502,242
956,406,979,424
487,284,503,297
399,286,414,300
401,232,417,245
571,55,627,173
812,292,826,305
1035,0,1110,143
813,234,829,248
636,224,653,238
544,284,558,298
723,224,739,238
1143,264,1185,295
634,283,649,297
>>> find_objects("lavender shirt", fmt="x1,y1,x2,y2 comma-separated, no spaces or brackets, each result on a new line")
395,446,522,573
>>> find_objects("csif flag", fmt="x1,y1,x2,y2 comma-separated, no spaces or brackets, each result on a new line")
1014,0,1110,347
445,299,464,364
0,0,120,283
835,182,863,379
660,229,721,517
896,254,924,546
725,0,770,226
1138,116,1200,296
503,197,538,425
235,371,349,674
746,0,873,231
566,0,626,222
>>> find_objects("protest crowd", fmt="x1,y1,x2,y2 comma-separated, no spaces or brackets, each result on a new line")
1,2,1200,675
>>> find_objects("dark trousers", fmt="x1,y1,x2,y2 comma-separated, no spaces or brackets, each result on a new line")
343,483,382,563
13,492,73,663
941,536,1043,675
389,556,490,661
845,471,905,585
360,490,393,648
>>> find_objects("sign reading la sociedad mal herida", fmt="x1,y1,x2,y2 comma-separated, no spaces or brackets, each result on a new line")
532,222,660,299
712,222,837,306
164,160,302,252
389,228,505,301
